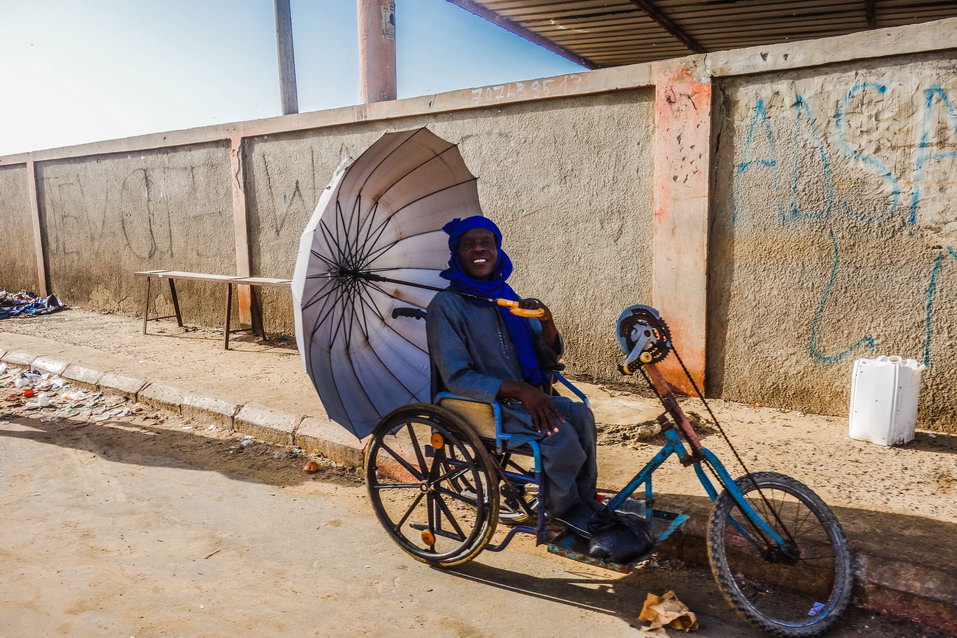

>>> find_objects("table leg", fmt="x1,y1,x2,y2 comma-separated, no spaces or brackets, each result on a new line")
142,276,152,335
252,288,266,340
168,279,183,327
224,283,233,350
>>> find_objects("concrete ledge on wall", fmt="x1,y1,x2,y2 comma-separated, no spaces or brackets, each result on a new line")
2,17,954,170
705,17,957,77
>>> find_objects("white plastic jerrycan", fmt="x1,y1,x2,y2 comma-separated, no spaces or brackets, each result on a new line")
848,355,925,446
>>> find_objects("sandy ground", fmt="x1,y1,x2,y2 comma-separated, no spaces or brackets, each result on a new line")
0,396,946,637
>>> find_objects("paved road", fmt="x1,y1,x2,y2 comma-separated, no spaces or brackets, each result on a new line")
0,409,939,637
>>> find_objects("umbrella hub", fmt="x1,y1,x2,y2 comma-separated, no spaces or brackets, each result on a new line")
333,267,359,278
331,267,382,283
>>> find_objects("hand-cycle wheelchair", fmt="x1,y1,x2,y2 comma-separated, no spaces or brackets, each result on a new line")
365,305,853,637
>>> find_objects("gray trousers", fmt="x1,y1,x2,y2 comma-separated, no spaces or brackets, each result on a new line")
504,396,600,530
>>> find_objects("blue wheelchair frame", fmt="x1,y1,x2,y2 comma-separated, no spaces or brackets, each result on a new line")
436,367,788,571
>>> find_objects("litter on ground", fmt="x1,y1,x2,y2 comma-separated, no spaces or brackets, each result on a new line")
638,590,699,633
0,290,66,320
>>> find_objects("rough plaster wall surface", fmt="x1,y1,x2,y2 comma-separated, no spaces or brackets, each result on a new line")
246,89,655,380
0,165,38,292
37,144,233,326
710,54,957,430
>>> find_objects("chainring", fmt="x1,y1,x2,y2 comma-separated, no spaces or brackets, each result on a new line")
616,305,673,364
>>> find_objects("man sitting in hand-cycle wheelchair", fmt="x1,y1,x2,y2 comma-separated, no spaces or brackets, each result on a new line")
366,216,653,568
426,216,603,538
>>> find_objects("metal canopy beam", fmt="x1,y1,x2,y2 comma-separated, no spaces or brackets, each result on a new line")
445,0,602,69
629,0,705,54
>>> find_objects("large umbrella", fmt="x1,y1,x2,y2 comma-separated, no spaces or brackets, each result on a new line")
292,128,484,439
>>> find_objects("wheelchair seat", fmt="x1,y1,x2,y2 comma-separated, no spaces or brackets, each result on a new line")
434,393,539,462
437,396,498,440
434,372,589,456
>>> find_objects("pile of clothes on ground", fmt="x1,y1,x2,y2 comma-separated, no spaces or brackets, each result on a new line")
0,290,64,319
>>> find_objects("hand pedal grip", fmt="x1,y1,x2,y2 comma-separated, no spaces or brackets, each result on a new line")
496,298,545,318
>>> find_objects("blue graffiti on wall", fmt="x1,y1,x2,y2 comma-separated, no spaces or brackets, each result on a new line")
737,82,957,227
923,246,957,368
910,86,957,224
790,95,835,220
733,81,957,366
733,98,784,223
834,83,902,223
808,230,877,363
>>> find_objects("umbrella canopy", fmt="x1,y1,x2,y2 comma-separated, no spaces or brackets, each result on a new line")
292,128,483,438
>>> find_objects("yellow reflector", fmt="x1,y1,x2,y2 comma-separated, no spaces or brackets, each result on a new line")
430,433,445,449
421,530,435,546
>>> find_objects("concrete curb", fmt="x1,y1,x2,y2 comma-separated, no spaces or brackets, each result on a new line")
182,393,241,431
2,350,38,367
137,382,187,414
234,403,300,446
295,416,366,469
61,363,105,389
97,372,148,398
32,356,69,375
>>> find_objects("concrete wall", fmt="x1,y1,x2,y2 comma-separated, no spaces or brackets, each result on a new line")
2,18,956,430
246,89,655,379
37,144,233,325
710,53,957,429
0,165,37,292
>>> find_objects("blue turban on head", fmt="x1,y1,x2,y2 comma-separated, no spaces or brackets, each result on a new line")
439,216,548,387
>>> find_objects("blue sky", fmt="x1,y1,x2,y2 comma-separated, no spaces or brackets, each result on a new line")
0,0,584,156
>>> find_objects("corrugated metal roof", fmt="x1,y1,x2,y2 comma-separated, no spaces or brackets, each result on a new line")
447,0,957,68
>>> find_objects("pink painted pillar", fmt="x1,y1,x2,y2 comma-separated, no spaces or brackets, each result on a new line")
229,135,253,327
357,0,397,103
651,61,712,395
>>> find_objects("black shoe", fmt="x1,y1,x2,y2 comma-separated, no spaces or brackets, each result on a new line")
552,501,597,539
587,511,654,563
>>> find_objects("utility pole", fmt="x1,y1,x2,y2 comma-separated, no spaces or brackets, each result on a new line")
357,0,396,103
274,0,299,114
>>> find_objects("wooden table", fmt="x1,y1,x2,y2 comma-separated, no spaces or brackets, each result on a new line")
135,271,292,349
225,276,292,349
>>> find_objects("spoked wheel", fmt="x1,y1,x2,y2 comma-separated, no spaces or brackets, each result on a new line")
366,404,499,568
707,472,853,637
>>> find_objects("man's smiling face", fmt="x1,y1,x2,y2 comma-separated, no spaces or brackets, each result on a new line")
457,228,498,280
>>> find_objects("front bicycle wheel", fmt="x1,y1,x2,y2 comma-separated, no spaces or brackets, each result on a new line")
707,472,853,637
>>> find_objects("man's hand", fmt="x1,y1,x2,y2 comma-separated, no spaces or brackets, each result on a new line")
518,298,552,322
518,298,560,353
499,380,564,435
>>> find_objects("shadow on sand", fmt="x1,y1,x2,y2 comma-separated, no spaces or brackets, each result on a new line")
0,411,359,488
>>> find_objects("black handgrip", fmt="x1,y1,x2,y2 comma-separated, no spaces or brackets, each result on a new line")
392,307,427,321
